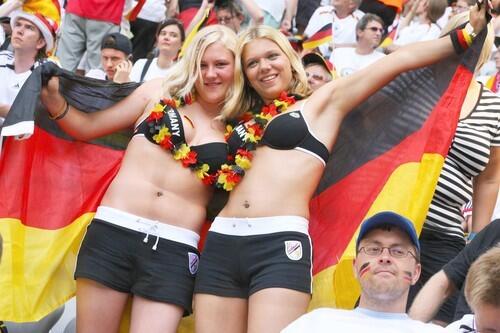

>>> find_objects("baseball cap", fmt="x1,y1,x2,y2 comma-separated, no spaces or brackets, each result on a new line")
101,33,132,56
302,52,334,75
356,211,420,253
11,11,58,51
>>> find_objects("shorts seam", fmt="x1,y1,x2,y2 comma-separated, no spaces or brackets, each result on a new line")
75,273,129,294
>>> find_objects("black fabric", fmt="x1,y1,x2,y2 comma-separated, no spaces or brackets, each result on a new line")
134,106,229,172
179,0,200,11
131,18,158,61
359,0,397,31
296,0,322,34
315,27,487,194
408,229,465,323
226,110,330,165
260,111,329,164
140,57,154,82
0,37,10,51
443,219,500,320
2,62,140,150
75,218,200,314
195,230,312,298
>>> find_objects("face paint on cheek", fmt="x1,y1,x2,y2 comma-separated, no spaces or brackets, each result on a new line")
403,271,413,283
359,262,371,278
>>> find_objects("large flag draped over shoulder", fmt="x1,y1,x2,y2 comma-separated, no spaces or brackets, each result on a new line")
308,30,487,310
0,64,139,322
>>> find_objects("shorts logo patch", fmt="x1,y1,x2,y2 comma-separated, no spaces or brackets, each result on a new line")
284,240,303,261
188,252,199,274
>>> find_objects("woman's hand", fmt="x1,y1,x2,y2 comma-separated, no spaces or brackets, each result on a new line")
470,0,489,34
40,76,66,118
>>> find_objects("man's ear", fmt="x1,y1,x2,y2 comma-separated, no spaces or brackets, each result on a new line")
36,37,47,51
352,258,359,279
411,262,422,285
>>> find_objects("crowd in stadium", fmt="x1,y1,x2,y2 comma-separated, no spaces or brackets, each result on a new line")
0,0,498,332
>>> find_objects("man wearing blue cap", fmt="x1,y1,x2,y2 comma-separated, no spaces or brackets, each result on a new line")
282,211,446,332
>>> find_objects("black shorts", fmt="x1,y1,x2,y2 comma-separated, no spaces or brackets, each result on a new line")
75,206,200,314
194,216,312,298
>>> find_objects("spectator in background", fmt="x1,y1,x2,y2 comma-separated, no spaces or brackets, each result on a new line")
409,219,500,324
302,52,335,90
130,19,184,83
359,0,403,29
282,212,446,333
0,16,11,51
387,0,447,52
253,0,297,31
56,0,125,72
330,13,385,77
0,11,55,123
477,46,500,94
167,0,218,29
130,0,167,61
407,12,500,326
445,247,500,333
216,1,245,33
304,0,365,58
452,0,475,15
86,33,133,83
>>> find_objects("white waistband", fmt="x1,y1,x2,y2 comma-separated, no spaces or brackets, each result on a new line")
95,206,200,248
210,216,309,236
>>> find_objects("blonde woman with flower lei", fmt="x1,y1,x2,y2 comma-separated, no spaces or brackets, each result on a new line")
193,3,490,333
39,25,236,333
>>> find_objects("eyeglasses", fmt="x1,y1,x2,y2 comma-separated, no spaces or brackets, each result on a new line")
365,27,384,33
306,72,331,82
217,16,234,24
358,245,418,260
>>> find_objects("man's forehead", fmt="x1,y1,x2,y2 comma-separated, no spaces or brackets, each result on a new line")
360,227,412,245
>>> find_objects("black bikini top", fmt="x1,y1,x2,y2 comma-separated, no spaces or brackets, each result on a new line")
134,105,228,173
228,102,330,165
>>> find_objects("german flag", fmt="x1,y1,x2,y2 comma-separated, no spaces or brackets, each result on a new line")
178,7,211,59
23,0,61,25
379,26,398,49
303,23,333,50
485,72,500,92
308,30,486,309
0,63,139,322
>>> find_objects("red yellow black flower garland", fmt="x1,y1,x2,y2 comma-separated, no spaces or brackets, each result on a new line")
216,91,299,191
146,95,218,185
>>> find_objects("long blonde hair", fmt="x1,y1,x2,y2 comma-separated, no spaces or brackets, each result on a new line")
222,25,311,120
161,25,237,115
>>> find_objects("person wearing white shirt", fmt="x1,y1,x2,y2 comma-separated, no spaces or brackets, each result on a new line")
0,11,56,123
304,0,364,58
445,247,500,333
387,0,447,52
129,18,184,83
330,13,386,77
283,212,446,333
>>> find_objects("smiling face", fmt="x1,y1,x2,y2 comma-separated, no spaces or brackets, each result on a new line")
194,42,235,106
355,228,420,306
242,38,293,104
156,24,183,55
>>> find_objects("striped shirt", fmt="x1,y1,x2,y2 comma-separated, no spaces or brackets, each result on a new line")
423,86,500,240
